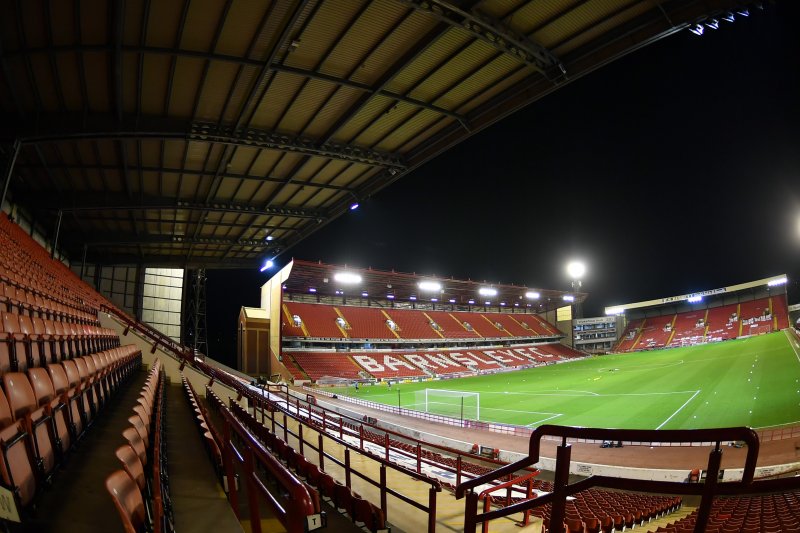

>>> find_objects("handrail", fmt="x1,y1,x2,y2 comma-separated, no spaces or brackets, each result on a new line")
218,401,322,533
478,470,540,533
454,425,800,533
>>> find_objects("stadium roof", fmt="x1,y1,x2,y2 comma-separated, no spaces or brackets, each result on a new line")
0,0,747,268
284,259,586,311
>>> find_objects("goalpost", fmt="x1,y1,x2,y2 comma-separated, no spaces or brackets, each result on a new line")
413,389,480,421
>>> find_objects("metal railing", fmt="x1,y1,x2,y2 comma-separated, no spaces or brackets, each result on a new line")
456,425,800,533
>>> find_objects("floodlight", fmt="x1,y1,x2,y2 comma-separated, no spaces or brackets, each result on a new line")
566,261,586,279
484,301,491,305
479,287,497,296
768,277,787,287
259,259,274,272
431,298,438,302
361,292,368,297
563,295,575,302
309,288,317,293
705,18,719,30
606,308,623,315
735,8,749,16
721,12,735,22
418,281,442,292
468,299,475,305
449,299,455,303
500,302,506,306
689,24,704,35
387,294,395,299
688,295,703,303
525,291,540,299
349,202,359,210
409,296,417,301
266,235,274,241
334,272,361,284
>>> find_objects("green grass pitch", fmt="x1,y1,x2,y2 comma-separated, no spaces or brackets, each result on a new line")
329,331,800,430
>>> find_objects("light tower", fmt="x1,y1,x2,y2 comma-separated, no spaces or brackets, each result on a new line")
566,260,586,320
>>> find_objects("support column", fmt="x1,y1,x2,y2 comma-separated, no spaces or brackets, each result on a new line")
0,139,21,212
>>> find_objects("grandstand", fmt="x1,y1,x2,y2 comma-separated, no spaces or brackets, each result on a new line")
608,278,790,353
3,1,799,533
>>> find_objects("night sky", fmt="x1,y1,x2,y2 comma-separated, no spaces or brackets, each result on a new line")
207,2,800,366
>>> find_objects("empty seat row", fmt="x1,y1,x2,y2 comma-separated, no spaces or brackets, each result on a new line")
0,311,120,373
0,279,99,325
107,359,173,533
0,345,141,517
217,392,388,533
181,376,223,476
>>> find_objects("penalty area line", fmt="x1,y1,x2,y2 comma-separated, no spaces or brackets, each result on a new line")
526,413,563,427
656,390,701,430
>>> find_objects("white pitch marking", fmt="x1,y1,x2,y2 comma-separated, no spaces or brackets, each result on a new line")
784,330,800,365
656,390,701,430
525,413,564,427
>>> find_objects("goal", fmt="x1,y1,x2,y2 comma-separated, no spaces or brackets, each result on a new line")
414,389,480,421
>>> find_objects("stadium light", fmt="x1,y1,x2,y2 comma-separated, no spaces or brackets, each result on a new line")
688,24,704,35
418,281,442,292
409,296,417,301
525,291,540,299
768,277,788,287
334,272,361,284
688,295,703,303
449,299,455,303
468,299,475,305
479,287,497,296
361,292,368,297
566,261,586,280
349,202,359,210
431,298,438,302
563,295,575,302
606,308,623,316
265,235,274,241
309,288,317,293
387,294,395,299
259,259,274,272
484,301,491,305
705,18,719,30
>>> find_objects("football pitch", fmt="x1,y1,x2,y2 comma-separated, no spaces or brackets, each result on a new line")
329,331,800,430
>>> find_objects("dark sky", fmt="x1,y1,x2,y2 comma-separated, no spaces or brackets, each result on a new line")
207,3,800,365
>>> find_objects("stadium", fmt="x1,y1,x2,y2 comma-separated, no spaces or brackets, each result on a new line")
0,1,798,533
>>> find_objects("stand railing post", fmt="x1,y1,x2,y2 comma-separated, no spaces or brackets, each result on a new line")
549,438,572,533
464,491,479,533
221,421,239,518
345,448,351,488
428,486,437,533
695,443,723,532
243,447,261,533
380,464,388,519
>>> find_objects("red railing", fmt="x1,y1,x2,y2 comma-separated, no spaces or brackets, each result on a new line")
456,425,800,533
218,402,323,533
477,470,540,533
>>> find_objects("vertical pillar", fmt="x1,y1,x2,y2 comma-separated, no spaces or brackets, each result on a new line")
0,139,21,213
51,210,63,259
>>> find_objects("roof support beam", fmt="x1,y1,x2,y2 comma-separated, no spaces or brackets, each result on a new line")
22,193,329,220
395,0,564,79
81,233,268,248
8,116,407,169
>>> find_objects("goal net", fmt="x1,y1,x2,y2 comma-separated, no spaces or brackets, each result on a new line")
413,389,480,421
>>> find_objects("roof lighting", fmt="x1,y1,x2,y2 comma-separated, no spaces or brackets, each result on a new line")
768,277,788,287
361,292,368,297
704,18,719,30
606,308,623,315
449,298,455,303
500,302,506,306
349,202,359,210
418,281,442,292
514,303,519,307
688,295,703,303
736,8,749,17
479,287,497,296
334,272,361,284
468,299,475,305
259,259,274,272
566,261,586,279
409,296,417,301
387,294,395,299
485,301,491,305
525,291,540,299
431,298,438,302
563,295,575,302
721,12,735,23
689,24,704,36
265,235,274,241
309,288,317,293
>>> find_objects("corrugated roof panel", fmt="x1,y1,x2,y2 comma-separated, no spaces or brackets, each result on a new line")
183,141,211,171
410,40,500,107
195,61,239,121
535,0,638,50
0,2,20,49
220,64,259,123
301,85,363,138
248,71,306,130
29,55,58,111
353,101,417,147
248,182,280,205
286,0,365,72
93,139,117,166
268,183,303,206
292,156,327,182
396,115,450,153
440,54,519,112
276,79,336,132
330,93,392,144
226,146,259,174
326,162,373,188
3,59,35,109
506,0,570,35
137,140,161,168
321,0,408,82
553,1,651,57
122,54,139,114
480,0,528,19
180,0,227,52
145,1,184,48
18,0,47,48
50,0,77,45
168,57,205,118
374,108,444,153
247,149,282,177
139,54,170,116
273,151,307,178
246,0,295,64
83,52,111,112
178,174,202,198
141,171,159,197
349,9,436,86
80,0,109,45
456,66,529,115
122,0,144,46
230,179,262,204
214,1,269,57
385,28,471,95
